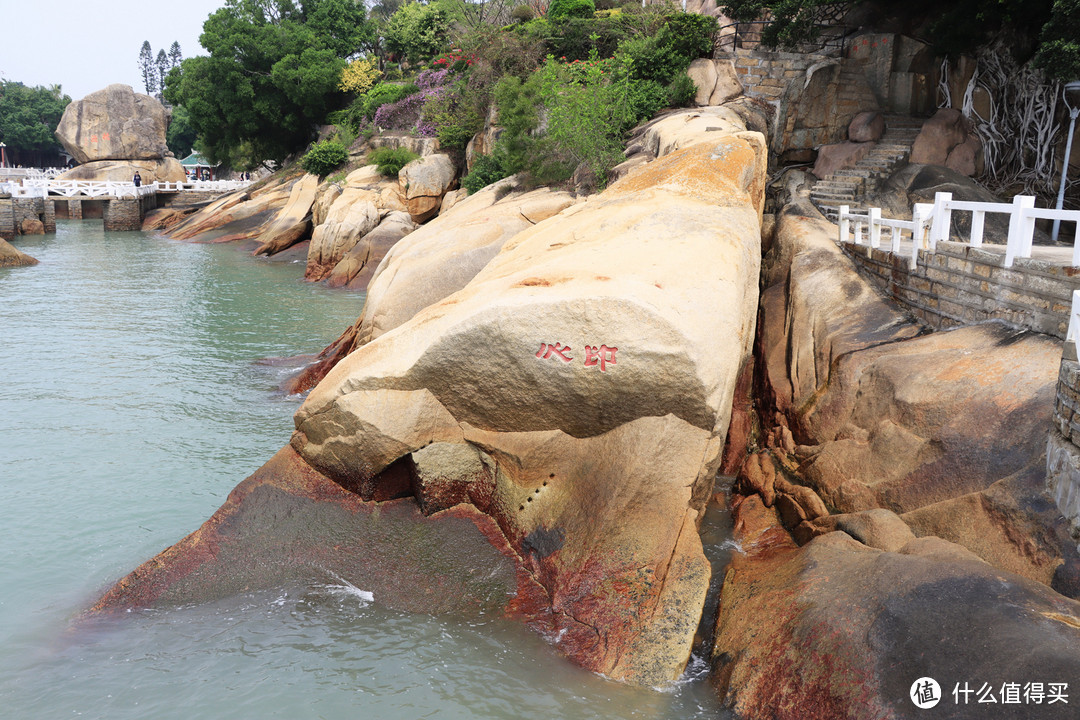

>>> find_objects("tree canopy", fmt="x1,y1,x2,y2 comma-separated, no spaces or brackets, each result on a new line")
164,0,375,166
0,80,71,152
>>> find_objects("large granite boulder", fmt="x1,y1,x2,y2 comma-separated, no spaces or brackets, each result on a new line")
91,127,768,687
0,238,38,267
712,496,1080,720
55,84,169,164
323,211,417,290
399,153,457,223
686,59,743,107
305,189,381,281
57,158,186,184
254,173,320,256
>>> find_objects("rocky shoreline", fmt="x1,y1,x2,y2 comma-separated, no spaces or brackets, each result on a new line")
81,99,1080,715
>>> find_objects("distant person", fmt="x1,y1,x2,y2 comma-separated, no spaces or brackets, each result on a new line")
132,172,142,187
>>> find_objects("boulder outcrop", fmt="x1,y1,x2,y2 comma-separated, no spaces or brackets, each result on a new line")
910,108,983,176
91,116,768,686
254,173,320,256
399,153,457,223
712,496,1080,720
0,238,38,267
748,178,1078,588
305,189,381,281
323,211,417,290
686,58,743,107
55,84,169,164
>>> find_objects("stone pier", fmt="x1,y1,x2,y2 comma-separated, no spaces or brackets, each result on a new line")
0,196,15,240
102,194,155,232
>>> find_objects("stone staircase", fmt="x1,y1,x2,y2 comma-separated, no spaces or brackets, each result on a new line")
810,114,924,220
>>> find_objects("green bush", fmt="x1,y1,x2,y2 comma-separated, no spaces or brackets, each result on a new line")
667,73,697,107
547,0,596,20
363,83,419,121
368,146,420,176
301,140,348,176
511,4,535,22
462,154,512,194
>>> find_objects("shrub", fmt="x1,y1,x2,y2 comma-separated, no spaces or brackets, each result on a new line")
548,0,596,20
363,82,419,121
511,4,535,22
301,140,348,176
368,146,420,176
462,154,512,193
339,58,381,94
667,72,697,107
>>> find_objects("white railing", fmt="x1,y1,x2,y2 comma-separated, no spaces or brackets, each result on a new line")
153,179,250,193
839,191,1080,268
24,167,66,179
3,177,250,200
1068,290,1080,346
838,203,933,270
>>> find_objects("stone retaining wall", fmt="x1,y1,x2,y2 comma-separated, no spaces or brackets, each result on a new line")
1048,359,1080,535
841,240,1078,340
0,197,14,240
728,48,823,103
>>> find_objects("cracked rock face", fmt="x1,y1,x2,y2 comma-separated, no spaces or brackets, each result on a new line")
89,117,766,686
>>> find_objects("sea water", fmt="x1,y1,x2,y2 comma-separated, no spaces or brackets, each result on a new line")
0,220,731,719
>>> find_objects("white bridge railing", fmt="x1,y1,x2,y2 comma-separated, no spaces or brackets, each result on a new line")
840,192,1080,269
6,178,250,199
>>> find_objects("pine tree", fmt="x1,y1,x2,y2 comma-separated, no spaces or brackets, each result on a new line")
168,42,183,72
155,49,169,100
138,41,156,96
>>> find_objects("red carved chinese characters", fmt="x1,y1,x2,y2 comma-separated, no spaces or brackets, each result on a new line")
536,342,573,362
584,344,618,372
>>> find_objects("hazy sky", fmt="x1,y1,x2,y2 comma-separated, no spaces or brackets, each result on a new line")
0,0,227,100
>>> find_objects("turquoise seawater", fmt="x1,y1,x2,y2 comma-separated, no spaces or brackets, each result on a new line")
0,220,730,719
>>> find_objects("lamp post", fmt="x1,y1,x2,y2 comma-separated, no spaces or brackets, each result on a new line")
0,142,6,169
1052,81,1080,243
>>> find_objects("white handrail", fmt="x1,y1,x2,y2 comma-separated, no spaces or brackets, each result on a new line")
839,203,932,269
841,191,1080,268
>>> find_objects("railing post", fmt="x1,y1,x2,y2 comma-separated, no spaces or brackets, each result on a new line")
855,220,864,245
1069,289,1080,346
868,207,881,249
930,191,952,248
1005,195,1035,267
971,210,985,248
838,205,849,243
910,206,925,270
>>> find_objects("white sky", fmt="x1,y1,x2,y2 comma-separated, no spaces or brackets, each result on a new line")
0,0,227,100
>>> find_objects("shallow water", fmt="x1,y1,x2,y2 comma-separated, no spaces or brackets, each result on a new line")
0,220,732,719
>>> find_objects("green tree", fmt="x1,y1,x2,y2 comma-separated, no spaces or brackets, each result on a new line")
166,104,198,158
1034,0,1080,80
383,1,451,64
0,80,71,153
164,0,375,165
547,0,595,21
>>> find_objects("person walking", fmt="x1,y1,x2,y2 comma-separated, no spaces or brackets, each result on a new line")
132,171,142,187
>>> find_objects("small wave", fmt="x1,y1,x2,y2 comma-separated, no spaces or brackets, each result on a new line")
315,570,374,604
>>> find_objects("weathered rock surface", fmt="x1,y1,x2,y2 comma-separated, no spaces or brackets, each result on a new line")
399,153,457,223
909,107,984,176
712,496,1080,720
254,173,320,256
686,58,743,107
55,84,169,164
161,177,293,242
812,140,874,178
847,110,884,142
95,122,768,686
750,185,1077,587
323,211,416,290
19,218,45,235
58,157,186,184
305,189,381,281
0,238,38,267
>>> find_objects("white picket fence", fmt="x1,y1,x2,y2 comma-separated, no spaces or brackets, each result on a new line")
839,192,1080,268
